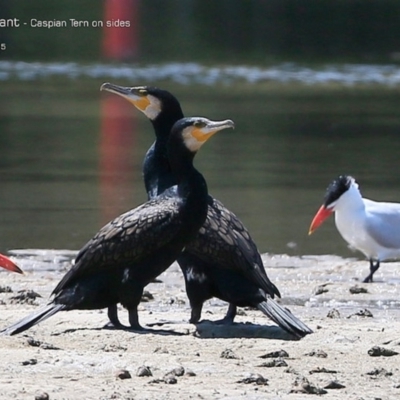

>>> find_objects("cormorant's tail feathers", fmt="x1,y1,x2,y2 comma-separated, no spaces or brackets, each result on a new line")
1,303,66,336
257,298,312,339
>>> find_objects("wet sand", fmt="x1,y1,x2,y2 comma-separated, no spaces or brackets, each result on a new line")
1,251,400,399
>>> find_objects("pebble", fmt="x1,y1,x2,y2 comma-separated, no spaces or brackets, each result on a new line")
220,348,238,359
349,285,368,294
309,367,338,374
237,373,268,385
348,309,373,318
115,369,131,380
313,284,329,295
368,346,399,357
327,308,341,319
163,374,178,384
166,366,185,377
366,368,393,377
27,338,60,350
22,358,37,366
137,365,152,377
258,358,288,368
10,290,42,305
305,349,328,358
259,349,289,358
324,380,346,389
141,290,154,302
34,392,49,400
290,376,327,395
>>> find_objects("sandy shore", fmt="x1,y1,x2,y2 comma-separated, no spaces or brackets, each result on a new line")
0,251,400,399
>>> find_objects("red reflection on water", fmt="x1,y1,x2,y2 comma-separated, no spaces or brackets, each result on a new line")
102,0,139,61
99,95,137,225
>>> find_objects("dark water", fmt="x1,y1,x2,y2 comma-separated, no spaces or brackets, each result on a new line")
2,62,400,262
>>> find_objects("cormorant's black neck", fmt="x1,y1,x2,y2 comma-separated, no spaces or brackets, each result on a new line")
167,131,208,219
143,104,184,199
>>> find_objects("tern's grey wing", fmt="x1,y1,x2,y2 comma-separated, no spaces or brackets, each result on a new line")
365,199,400,249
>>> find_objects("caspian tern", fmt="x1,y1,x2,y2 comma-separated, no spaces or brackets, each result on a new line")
0,253,23,274
309,175,400,283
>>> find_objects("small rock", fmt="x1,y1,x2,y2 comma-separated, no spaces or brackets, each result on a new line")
102,343,128,352
309,367,337,374
237,373,268,385
258,358,288,368
290,376,327,395
220,348,238,359
259,349,289,359
115,369,131,380
348,309,373,318
368,346,399,357
148,378,164,384
164,374,177,384
27,338,41,347
0,285,12,293
236,309,247,316
137,365,152,377
366,368,393,377
284,366,298,374
10,289,42,305
35,392,49,400
185,368,196,377
27,338,60,350
21,358,37,366
349,285,368,294
305,349,328,358
153,346,169,354
313,284,329,295
141,291,154,302
166,366,185,377
327,309,341,319
324,380,346,389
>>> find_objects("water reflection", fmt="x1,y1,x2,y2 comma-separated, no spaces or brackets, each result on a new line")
1,70,400,263
3,61,400,85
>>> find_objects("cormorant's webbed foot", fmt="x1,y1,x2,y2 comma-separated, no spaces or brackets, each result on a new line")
103,304,129,329
214,303,237,325
189,304,203,324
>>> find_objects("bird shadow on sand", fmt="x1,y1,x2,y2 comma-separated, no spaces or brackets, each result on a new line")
49,325,186,337
194,320,302,341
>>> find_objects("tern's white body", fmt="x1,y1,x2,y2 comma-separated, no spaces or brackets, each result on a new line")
334,182,400,262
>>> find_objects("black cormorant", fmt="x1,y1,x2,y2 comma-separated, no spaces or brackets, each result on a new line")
101,83,313,339
1,116,234,335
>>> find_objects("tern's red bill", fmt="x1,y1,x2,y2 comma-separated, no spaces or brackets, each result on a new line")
0,253,23,274
308,205,334,235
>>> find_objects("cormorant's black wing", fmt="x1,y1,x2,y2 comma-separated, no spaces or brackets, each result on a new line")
186,196,280,298
53,197,183,295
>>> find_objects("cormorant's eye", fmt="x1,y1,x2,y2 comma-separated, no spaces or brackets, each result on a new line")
194,121,206,128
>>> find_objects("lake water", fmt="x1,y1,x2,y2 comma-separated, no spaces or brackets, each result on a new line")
1,61,400,262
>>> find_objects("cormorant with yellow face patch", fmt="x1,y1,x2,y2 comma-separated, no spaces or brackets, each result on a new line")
1,117,234,335
101,83,313,339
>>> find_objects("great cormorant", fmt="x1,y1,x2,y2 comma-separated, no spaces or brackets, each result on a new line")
1,117,234,335
101,83,312,339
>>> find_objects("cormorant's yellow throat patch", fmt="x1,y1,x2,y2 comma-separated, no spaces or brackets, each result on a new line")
191,127,217,142
129,96,151,111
